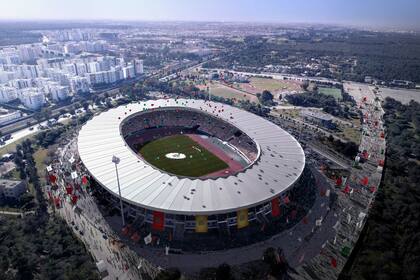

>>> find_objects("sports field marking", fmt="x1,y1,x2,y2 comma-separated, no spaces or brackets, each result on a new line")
139,135,228,177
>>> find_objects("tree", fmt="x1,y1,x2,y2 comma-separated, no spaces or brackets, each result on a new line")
59,108,67,116
33,112,42,124
302,80,309,91
216,263,233,280
155,268,181,280
82,101,90,112
341,98,420,279
258,90,274,106
40,107,52,120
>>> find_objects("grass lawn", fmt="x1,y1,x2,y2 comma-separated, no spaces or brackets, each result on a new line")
139,135,228,177
197,82,258,103
318,87,343,100
339,126,362,144
271,108,300,119
8,169,21,180
248,77,302,93
33,148,48,183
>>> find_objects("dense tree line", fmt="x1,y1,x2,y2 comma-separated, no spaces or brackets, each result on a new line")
132,79,271,117
286,92,355,119
340,98,420,280
257,90,275,106
322,134,359,159
203,32,420,83
0,216,99,280
14,140,43,207
2,139,100,279
0,30,41,46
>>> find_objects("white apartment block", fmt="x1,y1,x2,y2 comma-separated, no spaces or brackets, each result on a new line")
69,76,90,93
0,86,18,103
18,89,45,110
49,84,70,102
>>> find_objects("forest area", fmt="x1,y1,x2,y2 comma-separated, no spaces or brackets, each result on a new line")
204,32,420,83
0,136,99,280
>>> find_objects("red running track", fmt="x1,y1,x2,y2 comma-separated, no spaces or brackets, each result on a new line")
187,134,244,178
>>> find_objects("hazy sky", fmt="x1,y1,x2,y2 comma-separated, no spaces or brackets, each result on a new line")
0,0,419,28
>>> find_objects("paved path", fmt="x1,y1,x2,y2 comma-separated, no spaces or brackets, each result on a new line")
104,166,337,276
47,139,158,280
291,81,386,279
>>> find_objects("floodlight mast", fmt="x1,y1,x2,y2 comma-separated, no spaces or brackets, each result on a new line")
112,155,125,226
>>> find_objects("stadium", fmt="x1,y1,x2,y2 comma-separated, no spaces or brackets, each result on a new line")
76,98,309,249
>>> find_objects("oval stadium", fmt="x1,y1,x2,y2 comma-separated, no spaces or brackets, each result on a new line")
76,98,308,247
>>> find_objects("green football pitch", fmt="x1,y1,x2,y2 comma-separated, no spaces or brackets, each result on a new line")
318,87,343,100
139,135,228,177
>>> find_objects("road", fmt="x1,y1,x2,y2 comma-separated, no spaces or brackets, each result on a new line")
203,69,342,85
0,116,70,154
0,210,36,216
120,166,337,275
306,143,351,169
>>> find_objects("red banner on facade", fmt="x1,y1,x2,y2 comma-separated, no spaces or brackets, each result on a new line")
343,184,351,194
271,197,281,217
49,174,57,184
66,185,73,195
71,195,78,205
361,177,369,186
152,211,165,231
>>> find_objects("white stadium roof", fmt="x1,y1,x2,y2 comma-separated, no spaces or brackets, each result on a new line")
77,99,305,215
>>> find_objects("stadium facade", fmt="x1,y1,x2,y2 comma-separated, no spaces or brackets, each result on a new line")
77,99,305,236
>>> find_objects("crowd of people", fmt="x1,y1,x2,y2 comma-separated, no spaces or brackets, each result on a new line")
44,137,158,279
121,106,258,162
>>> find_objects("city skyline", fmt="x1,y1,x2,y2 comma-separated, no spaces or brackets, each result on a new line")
0,0,419,29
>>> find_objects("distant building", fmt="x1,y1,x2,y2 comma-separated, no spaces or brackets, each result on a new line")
75,63,88,76
364,76,373,84
134,59,144,75
19,89,45,110
0,71,16,83
17,44,42,62
9,78,32,89
0,179,27,201
0,86,18,103
123,65,135,79
300,110,336,130
64,63,78,76
88,61,101,73
69,76,90,93
0,108,22,125
49,84,70,102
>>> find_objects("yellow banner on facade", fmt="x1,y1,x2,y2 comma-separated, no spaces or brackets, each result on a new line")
195,215,208,233
237,209,249,229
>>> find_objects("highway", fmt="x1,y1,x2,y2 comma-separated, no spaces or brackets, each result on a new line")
0,116,70,154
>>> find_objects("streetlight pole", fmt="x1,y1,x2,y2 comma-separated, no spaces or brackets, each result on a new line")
112,155,125,226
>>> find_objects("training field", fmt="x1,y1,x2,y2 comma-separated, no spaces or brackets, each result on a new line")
235,77,302,98
318,87,342,100
196,82,258,103
139,135,229,177
248,77,301,93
